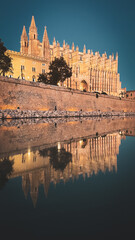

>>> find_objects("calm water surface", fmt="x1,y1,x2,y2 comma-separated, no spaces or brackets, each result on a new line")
0,117,135,238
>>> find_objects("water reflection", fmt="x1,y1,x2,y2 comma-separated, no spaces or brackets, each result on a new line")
0,157,14,189
0,132,121,206
0,117,135,207
39,146,72,171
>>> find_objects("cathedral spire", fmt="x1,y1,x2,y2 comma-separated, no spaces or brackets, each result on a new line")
72,42,74,52
63,40,65,49
42,26,48,41
42,26,50,61
29,16,38,40
57,41,60,47
20,25,28,54
83,44,86,54
22,174,30,199
76,45,79,51
21,26,28,40
53,37,56,47
28,16,38,55
29,16,37,30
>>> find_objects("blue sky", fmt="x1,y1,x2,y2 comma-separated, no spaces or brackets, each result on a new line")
0,0,135,90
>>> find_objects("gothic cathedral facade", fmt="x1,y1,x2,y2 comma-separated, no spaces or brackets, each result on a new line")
7,16,122,96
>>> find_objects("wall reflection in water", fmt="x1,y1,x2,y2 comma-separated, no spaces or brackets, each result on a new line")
3,132,122,207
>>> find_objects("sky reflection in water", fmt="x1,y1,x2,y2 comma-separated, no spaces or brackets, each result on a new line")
0,117,135,237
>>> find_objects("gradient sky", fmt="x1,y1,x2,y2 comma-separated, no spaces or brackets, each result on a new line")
0,0,135,90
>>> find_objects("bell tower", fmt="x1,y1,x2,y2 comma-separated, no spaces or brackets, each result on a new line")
20,26,28,54
28,16,38,56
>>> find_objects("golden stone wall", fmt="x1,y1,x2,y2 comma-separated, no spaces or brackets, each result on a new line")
0,77,134,113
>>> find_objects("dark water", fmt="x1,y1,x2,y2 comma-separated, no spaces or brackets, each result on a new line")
0,118,135,238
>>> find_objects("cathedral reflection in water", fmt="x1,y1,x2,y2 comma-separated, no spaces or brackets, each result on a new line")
7,132,122,207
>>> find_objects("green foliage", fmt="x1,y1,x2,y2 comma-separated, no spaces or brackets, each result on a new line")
48,57,72,86
0,39,13,76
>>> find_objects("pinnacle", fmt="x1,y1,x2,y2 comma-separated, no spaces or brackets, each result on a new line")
83,44,86,54
76,45,79,51
43,26,50,44
72,42,74,51
43,26,48,40
30,16,37,29
21,26,28,39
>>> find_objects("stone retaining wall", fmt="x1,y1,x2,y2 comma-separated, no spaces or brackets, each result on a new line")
0,77,135,119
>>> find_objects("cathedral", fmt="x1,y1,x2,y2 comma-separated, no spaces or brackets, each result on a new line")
7,16,122,96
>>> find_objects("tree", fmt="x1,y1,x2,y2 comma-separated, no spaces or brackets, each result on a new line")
49,146,72,171
37,73,49,84
0,157,14,189
48,57,72,86
0,39,13,76
39,146,72,171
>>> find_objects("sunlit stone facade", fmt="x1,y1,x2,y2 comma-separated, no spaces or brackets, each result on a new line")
7,16,122,96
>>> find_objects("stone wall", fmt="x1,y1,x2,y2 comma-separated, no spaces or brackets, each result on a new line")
0,77,135,117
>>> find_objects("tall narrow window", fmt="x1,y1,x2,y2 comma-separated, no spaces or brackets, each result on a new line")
21,65,25,71
32,67,36,72
34,34,35,39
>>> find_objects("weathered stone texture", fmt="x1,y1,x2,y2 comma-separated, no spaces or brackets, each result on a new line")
0,77,135,116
